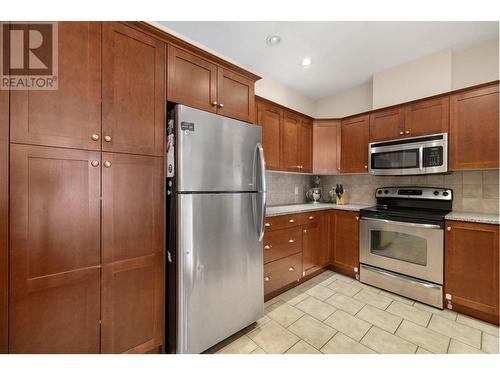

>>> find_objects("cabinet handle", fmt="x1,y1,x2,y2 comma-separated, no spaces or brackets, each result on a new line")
303,229,307,233
90,160,99,167
264,276,272,282
104,161,112,168
265,222,271,227
364,165,368,169
399,131,404,135
308,216,314,220
288,239,295,243
91,134,99,141
447,226,451,231
289,219,295,223
264,245,272,250
405,130,410,135
288,267,295,272
104,135,112,142
337,167,341,171
218,103,224,108
356,216,359,221
212,101,218,106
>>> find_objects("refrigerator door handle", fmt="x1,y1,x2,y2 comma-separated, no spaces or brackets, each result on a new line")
255,143,266,241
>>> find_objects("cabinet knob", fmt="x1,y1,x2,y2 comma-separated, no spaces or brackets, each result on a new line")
104,135,112,142
303,229,307,233
264,276,272,282
447,226,451,231
399,131,404,135
264,245,272,250
288,267,295,272
218,103,224,108
308,216,314,220
288,239,295,243
104,161,112,168
91,134,99,141
405,130,410,135
364,165,368,169
265,222,271,227
337,167,341,171
289,219,295,223
212,101,218,106
356,216,359,221
90,160,99,167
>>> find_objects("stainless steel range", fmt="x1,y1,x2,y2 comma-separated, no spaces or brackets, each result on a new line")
359,187,453,308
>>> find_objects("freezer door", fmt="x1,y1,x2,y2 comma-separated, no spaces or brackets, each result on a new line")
177,193,264,354
176,105,263,192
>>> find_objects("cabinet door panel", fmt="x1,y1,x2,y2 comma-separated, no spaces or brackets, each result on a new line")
256,102,281,170
299,118,313,173
10,22,101,150
103,22,165,156
330,211,359,277
369,108,405,142
445,221,499,324
167,45,217,113
303,212,329,276
0,87,7,353
340,115,369,173
450,84,499,169
9,144,101,353
281,113,300,171
313,120,341,175
101,152,164,353
405,97,449,137
217,68,255,123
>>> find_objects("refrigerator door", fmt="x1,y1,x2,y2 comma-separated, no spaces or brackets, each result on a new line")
176,105,263,192
177,193,264,354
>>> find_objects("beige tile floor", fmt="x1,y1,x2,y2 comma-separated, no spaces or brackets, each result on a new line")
208,270,500,354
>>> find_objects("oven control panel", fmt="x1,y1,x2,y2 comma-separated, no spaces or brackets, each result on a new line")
375,187,453,200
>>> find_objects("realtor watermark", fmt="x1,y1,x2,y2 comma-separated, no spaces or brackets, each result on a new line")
1,22,58,90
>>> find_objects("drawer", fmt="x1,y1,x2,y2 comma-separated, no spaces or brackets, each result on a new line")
264,253,302,295
264,211,321,231
263,227,302,264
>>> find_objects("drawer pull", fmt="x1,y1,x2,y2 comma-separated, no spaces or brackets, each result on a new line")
308,216,314,219
288,267,295,272
265,223,271,227
288,239,295,243
264,245,272,250
289,219,295,223
264,276,272,282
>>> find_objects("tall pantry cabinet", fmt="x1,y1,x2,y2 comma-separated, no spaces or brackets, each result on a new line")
7,22,165,353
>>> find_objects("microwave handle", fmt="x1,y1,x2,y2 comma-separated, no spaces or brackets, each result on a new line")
419,147,424,172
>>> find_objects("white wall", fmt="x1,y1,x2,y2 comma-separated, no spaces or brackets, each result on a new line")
315,81,373,119
452,39,500,90
255,77,316,117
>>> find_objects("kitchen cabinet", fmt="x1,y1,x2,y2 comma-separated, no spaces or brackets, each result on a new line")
281,112,301,171
9,144,101,353
256,101,282,170
340,115,369,173
168,45,256,123
0,88,8,353
10,22,101,151
103,22,165,156
369,107,405,142
444,220,499,325
404,96,449,137
263,227,302,264
303,212,329,277
313,119,341,175
330,210,360,278
449,84,499,169
264,253,303,296
298,118,313,173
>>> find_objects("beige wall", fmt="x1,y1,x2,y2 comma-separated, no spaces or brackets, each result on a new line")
315,81,373,119
452,39,500,90
372,49,453,109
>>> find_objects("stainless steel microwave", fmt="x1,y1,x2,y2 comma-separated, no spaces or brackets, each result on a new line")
369,133,448,175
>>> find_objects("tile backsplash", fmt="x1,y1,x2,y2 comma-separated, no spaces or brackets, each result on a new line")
266,170,500,214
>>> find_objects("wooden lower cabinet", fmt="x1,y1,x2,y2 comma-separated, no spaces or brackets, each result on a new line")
444,220,499,325
303,212,329,276
264,253,302,296
0,88,8,353
329,210,360,278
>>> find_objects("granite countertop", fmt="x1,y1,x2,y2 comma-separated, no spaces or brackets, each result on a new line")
265,202,370,217
266,203,500,225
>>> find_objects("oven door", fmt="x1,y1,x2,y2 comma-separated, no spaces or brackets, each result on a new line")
360,217,443,284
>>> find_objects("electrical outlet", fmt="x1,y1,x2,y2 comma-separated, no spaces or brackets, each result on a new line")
294,186,299,195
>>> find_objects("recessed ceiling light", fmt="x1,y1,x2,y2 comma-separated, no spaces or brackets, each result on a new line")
266,35,281,46
301,57,312,66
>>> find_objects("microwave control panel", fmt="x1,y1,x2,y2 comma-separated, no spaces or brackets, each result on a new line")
423,146,443,167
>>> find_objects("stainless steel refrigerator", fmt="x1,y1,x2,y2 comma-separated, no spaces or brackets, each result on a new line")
166,105,266,354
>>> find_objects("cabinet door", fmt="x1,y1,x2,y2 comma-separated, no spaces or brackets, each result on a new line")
217,68,255,123
10,22,101,150
450,84,499,169
298,118,313,173
281,112,301,171
405,97,449,137
313,119,341,175
340,115,369,173
445,221,499,325
0,89,8,353
303,212,329,276
330,211,359,278
256,101,281,170
369,107,405,142
10,144,101,353
101,153,164,353
103,22,165,156
167,45,217,113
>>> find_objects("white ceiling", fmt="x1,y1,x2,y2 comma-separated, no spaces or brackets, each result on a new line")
158,21,499,100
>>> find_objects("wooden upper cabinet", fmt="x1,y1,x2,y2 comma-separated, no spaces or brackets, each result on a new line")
298,118,313,173
167,45,217,113
340,115,369,173
445,220,499,325
217,68,255,123
256,101,281,170
102,23,165,157
369,107,405,142
450,84,499,170
281,112,301,171
10,22,101,150
330,210,359,278
9,144,101,353
101,153,164,353
405,96,449,137
313,119,341,175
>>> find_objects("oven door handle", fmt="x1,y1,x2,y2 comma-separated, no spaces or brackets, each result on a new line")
360,217,441,229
